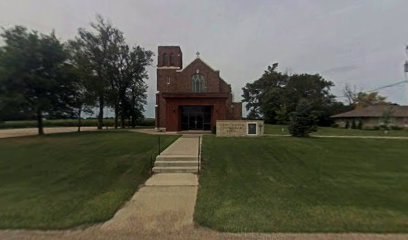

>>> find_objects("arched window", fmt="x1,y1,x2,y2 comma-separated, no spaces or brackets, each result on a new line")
192,74,207,93
162,53,168,66
169,53,174,66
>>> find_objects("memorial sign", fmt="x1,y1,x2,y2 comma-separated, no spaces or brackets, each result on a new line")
216,120,264,137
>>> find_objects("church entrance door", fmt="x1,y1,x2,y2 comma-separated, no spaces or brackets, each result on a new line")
181,106,212,131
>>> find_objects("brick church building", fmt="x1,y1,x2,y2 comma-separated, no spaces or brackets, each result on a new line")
155,46,242,132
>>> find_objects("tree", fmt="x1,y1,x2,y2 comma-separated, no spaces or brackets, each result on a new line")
343,84,388,108
71,15,152,129
128,80,148,127
288,99,318,137
66,41,96,132
242,64,286,121
71,15,123,129
354,92,387,108
107,44,153,128
381,106,394,130
343,83,358,105
118,46,152,128
0,26,78,135
242,65,335,125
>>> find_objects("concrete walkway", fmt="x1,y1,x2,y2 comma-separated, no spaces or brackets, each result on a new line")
101,135,200,234
265,134,408,139
153,135,201,173
101,173,198,234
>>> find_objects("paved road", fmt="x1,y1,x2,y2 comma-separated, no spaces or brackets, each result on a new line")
0,127,98,139
1,227,406,240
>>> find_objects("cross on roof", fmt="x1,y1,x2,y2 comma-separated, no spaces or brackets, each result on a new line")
196,51,200,58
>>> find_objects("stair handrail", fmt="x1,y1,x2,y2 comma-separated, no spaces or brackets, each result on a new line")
150,153,154,175
198,135,201,174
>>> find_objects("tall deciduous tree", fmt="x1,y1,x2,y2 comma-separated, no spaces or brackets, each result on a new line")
106,44,149,128
115,45,152,128
242,65,335,125
343,83,388,108
71,15,124,129
0,26,78,134
354,92,388,108
71,15,152,129
242,64,287,121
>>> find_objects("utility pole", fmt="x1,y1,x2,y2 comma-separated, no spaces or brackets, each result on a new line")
405,45,408,104
405,45,408,73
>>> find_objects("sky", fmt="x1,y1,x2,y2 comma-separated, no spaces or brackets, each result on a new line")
1,0,408,117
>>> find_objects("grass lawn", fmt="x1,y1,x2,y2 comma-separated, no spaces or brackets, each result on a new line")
265,124,408,137
195,135,408,232
0,131,178,229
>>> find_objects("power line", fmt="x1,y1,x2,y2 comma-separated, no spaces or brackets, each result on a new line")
334,80,408,99
367,80,408,92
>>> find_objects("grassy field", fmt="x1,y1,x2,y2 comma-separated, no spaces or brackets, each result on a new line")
0,118,155,129
195,135,408,232
265,124,408,137
0,131,178,229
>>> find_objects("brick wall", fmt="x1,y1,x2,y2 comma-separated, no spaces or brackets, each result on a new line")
156,46,242,130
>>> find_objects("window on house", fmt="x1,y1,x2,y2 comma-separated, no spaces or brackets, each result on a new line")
162,53,168,66
192,74,207,93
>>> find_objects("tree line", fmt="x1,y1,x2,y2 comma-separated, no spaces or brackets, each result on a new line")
0,15,153,135
242,64,388,136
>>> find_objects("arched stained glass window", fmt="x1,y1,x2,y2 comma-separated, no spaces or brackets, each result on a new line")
169,53,174,66
192,74,207,93
162,53,168,66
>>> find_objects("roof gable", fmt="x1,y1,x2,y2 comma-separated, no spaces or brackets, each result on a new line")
180,57,219,73
180,57,231,88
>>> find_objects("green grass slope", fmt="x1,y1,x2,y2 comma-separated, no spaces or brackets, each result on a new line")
195,135,408,232
0,131,178,229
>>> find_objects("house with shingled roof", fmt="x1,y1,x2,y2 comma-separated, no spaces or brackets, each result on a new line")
331,105,408,129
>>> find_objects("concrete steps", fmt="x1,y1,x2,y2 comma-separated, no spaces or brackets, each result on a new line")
155,160,198,167
152,166,199,173
156,155,197,162
152,135,201,174
153,157,199,173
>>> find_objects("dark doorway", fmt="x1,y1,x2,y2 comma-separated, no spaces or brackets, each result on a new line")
181,106,212,130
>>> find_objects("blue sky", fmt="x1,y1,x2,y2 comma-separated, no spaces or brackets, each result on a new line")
1,0,408,117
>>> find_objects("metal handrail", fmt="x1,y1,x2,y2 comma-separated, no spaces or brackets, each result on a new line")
158,135,161,154
198,135,201,174
150,153,154,175
152,136,162,175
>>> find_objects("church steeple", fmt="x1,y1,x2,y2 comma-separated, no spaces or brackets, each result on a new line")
158,46,182,69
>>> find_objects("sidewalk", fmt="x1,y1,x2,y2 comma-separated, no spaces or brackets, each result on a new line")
101,135,200,233
101,173,198,234
265,134,408,139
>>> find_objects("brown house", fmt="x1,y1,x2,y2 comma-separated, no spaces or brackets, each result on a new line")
331,105,408,129
155,46,242,132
